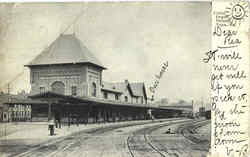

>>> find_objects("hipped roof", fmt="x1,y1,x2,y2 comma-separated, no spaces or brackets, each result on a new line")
25,34,106,69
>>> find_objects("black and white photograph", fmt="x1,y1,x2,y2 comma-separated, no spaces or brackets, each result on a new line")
0,2,211,157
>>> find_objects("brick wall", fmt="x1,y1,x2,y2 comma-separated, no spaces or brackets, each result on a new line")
29,64,103,97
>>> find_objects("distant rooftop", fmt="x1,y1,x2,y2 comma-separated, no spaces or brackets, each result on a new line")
129,82,145,97
101,81,123,94
101,80,147,98
25,34,106,69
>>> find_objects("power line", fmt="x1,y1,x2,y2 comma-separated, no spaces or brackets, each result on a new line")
61,4,87,35
1,69,25,90
7,84,10,94
1,5,87,93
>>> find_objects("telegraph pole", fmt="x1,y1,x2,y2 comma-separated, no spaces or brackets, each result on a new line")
7,83,10,95
191,99,194,118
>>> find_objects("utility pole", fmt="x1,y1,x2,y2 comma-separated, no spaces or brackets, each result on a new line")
7,83,10,95
201,97,204,117
191,99,194,118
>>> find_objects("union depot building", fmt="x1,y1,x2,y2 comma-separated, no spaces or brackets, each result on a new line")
27,34,147,104
2,34,174,123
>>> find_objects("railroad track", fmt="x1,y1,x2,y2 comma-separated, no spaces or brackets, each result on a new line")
127,119,195,157
177,120,211,145
13,118,182,157
127,119,210,157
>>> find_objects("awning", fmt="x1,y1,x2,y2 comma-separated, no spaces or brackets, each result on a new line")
29,91,86,104
28,91,156,109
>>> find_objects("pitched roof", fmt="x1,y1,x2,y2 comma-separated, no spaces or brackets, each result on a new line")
129,82,145,97
102,80,147,98
112,82,129,92
101,82,123,94
25,34,106,69
0,94,45,107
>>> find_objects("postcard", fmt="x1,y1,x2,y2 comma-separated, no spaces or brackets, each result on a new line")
0,1,248,157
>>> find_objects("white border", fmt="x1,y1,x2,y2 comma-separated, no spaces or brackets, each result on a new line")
0,0,213,3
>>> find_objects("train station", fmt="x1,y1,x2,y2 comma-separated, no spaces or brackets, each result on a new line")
1,34,190,124
0,3,212,157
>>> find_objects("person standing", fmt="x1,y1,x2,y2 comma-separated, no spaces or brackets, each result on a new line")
48,117,55,136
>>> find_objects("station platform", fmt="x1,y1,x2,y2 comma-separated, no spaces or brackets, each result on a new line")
0,118,176,146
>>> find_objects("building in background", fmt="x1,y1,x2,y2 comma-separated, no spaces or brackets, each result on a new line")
0,93,32,122
101,80,147,104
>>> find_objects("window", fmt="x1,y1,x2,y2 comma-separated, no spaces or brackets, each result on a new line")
136,97,138,103
32,72,39,83
51,81,65,95
125,96,128,102
104,92,108,99
91,82,97,97
115,94,119,101
141,97,144,104
72,86,77,96
40,87,45,94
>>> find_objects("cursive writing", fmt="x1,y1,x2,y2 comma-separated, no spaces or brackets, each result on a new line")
149,61,168,94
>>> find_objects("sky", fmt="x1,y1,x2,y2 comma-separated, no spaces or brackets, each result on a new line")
0,2,211,106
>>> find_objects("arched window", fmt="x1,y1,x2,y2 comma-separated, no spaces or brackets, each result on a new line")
51,81,65,95
125,96,128,102
91,82,97,97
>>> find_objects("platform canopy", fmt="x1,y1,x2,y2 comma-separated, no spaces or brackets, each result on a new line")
28,91,86,104
28,91,157,109
158,105,193,111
